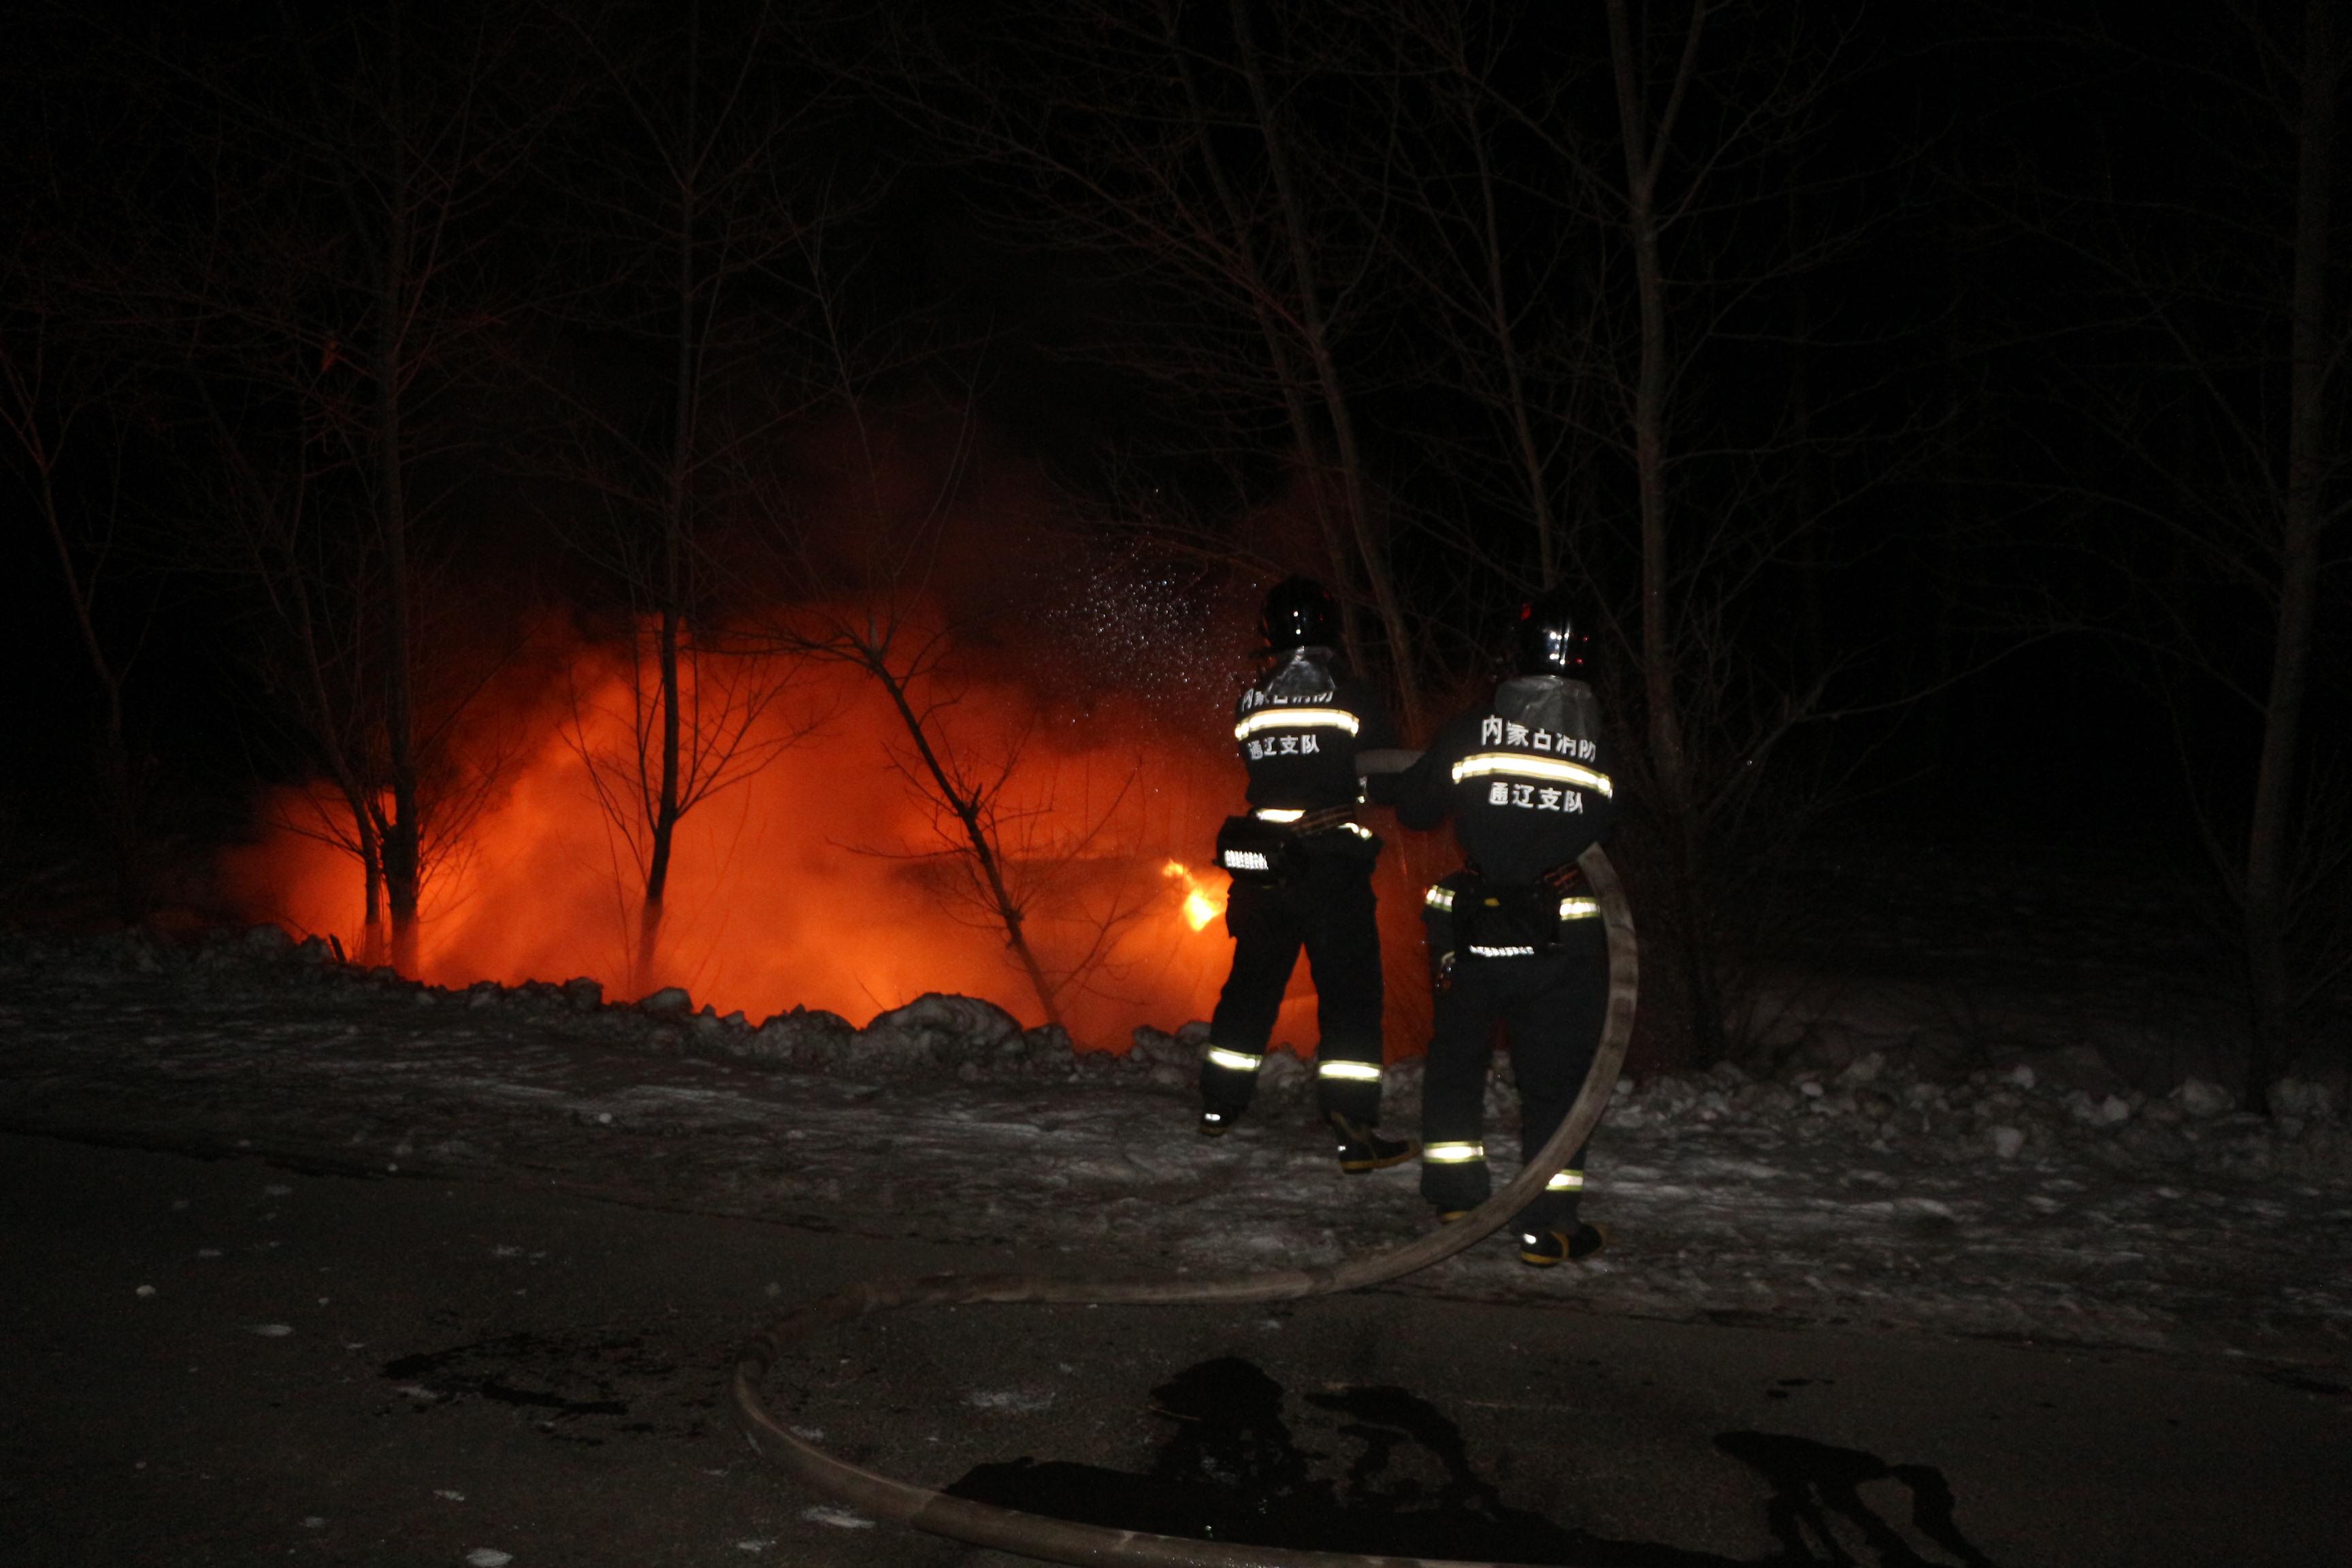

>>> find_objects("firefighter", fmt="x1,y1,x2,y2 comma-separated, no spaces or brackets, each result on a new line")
1392,589,1621,1265
1198,576,1416,1174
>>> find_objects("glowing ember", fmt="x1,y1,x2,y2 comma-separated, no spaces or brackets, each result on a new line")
1162,860,1224,932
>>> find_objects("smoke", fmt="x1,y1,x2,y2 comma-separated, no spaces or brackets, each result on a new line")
216,414,1438,1052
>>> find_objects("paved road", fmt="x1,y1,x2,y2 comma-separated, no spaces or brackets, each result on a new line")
4,1131,2346,1568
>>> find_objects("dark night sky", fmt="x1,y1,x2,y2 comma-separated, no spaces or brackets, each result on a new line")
1,0,2342,914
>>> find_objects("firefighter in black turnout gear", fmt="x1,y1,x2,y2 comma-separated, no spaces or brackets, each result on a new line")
1394,591,1622,1266
1199,578,1417,1174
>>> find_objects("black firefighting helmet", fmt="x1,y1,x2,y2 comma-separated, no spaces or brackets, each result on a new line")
1260,576,1339,653
1512,588,1592,676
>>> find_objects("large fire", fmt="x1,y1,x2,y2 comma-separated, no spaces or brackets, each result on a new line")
219,618,1433,1052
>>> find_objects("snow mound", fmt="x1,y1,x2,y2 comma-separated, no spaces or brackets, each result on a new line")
864,993,1026,1071
9,924,2349,1186
5,921,2351,1361
639,985,693,1015
740,1006,861,1069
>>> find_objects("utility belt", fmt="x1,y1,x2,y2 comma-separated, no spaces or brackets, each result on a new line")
1215,805,1377,885
1422,862,1601,983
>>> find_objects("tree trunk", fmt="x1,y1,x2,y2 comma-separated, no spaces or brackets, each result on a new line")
377,342,422,977
864,646,1063,1029
350,787,387,964
641,609,685,983
1155,0,1369,672
1787,189,1825,683
373,4,423,976
1607,0,1726,1062
268,511,389,964
1461,81,1558,587
32,455,145,921
1229,0,1423,734
2242,0,2336,1112
640,3,700,988
95,684,142,922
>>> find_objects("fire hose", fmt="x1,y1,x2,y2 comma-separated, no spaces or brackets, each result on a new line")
734,844,1638,1567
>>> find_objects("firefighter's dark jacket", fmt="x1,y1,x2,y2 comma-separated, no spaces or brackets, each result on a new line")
1232,651,1397,811
1393,677,1618,879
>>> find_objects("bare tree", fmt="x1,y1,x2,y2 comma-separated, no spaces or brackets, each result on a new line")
186,367,507,961
1375,5,1600,599
0,263,152,919
723,222,1154,1029
114,1,553,965
1384,1,1911,1063
526,0,841,983
1986,0,2351,1107
2244,0,2345,1102
558,631,805,987
193,380,391,947
874,0,1433,731
753,491,1153,1031
866,1,1923,1062
802,606,1061,1028
0,43,178,922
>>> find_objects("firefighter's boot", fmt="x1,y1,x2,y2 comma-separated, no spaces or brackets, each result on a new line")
1518,1221,1610,1267
1328,1112,1416,1174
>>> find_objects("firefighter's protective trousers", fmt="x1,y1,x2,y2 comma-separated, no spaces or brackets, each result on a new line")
1419,932,1609,1232
1200,845,1385,1128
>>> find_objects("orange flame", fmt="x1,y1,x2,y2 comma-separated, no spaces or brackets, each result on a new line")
1162,859,1223,932
218,625,1257,1040
218,616,1435,1053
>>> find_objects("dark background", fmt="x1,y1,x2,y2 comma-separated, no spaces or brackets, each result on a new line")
3,1,2345,1094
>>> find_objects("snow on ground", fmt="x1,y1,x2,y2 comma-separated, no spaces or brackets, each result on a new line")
1,922,2347,1381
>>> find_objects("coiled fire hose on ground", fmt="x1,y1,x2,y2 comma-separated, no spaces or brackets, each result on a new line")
734,845,1638,1568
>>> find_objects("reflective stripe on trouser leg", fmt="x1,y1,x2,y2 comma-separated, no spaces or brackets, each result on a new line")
1504,946,1610,1235
1314,1054,1384,1127
1302,855,1384,1127
1199,1044,1264,1118
1205,877,1305,1115
1420,956,1505,1211
1521,1166,1586,1230
1419,1139,1490,1211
